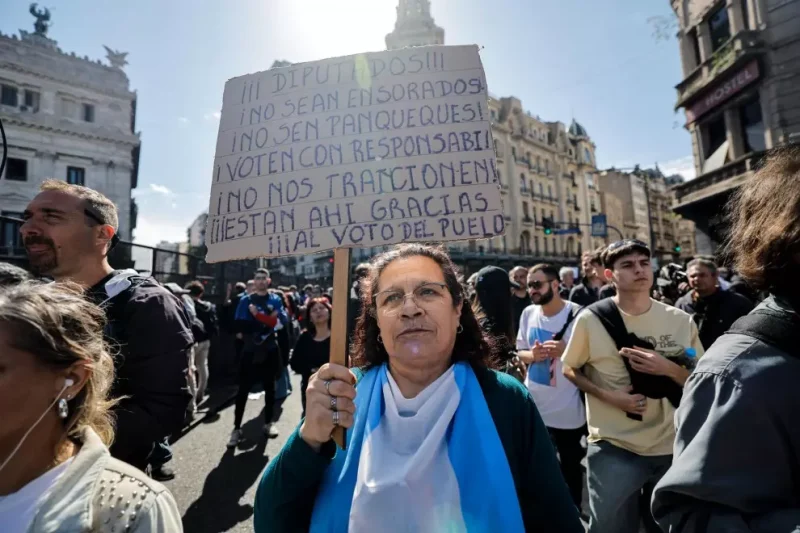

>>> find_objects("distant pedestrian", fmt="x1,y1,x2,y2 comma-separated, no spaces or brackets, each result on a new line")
289,297,332,417
228,268,288,447
186,280,219,406
509,265,531,335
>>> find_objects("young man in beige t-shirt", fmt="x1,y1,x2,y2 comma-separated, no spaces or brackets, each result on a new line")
562,240,703,533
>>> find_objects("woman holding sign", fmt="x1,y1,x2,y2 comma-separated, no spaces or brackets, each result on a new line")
254,244,582,532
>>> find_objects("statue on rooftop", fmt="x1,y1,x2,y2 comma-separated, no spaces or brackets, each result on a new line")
103,45,129,69
29,3,51,36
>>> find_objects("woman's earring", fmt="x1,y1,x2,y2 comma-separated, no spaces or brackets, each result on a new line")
57,398,69,419
457,324,464,334
377,334,383,344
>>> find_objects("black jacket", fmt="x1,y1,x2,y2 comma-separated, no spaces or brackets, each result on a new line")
652,296,800,532
675,289,753,349
88,270,193,470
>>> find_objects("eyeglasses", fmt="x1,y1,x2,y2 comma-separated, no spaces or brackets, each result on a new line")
374,282,449,315
606,239,648,252
83,208,120,251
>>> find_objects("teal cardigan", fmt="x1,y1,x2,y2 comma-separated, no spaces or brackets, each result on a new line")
253,365,583,532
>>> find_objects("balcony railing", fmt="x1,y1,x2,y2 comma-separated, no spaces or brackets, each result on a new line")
522,217,534,226
676,30,765,108
673,150,765,206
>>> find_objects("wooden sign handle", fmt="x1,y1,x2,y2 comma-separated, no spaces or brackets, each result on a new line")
329,247,352,449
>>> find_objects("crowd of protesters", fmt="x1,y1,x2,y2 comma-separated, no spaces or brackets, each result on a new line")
1,145,799,532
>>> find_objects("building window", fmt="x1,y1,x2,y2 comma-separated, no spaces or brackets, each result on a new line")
1,211,23,252
520,173,526,188
584,147,593,165
67,166,86,186
689,28,702,68
23,89,40,111
83,103,95,123
545,160,550,174
539,183,544,196
536,156,541,171
740,95,765,153
1,85,18,107
529,179,534,192
701,113,727,159
708,3,731,53
4,158,27,181
547,185,553,199
741,0,750,30
544,238,549,255
534,236,539,254
511,146,517,159
533,206,537,222
490,109,496,121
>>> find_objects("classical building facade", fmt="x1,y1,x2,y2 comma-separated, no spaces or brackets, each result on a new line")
598,167,697,265
0,12,140,260
670,0,800,255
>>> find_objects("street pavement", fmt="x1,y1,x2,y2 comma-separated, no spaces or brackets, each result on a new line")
162,373,304,533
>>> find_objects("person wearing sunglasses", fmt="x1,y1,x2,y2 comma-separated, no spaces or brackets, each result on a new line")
21,181,194,478
561,239,703,533
516,264,586,511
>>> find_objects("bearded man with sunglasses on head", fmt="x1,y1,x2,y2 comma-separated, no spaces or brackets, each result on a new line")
21,181,193,476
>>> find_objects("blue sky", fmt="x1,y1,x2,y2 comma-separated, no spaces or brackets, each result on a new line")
1,0,693,245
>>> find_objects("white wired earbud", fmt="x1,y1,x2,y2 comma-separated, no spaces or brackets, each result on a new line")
0,378,74,475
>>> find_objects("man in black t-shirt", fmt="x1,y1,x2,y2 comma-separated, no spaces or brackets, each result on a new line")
21,181,193,476
509,266,531,336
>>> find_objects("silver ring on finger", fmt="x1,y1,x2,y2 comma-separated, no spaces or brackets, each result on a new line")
324,380,332,394
330,396,338,411
638,399,646,407
332,410,340,426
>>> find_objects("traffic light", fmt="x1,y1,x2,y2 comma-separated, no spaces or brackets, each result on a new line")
542,217,554,235
673,244,682,253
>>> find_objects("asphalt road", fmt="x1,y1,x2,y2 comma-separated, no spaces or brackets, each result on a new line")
162,373,304,533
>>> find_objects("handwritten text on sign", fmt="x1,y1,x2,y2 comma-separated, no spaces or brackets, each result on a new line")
205,45,503,262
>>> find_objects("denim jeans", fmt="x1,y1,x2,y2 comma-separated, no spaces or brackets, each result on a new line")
586,440,672,533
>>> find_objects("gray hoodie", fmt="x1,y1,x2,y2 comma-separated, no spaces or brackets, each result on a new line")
26,428,182,533
652,296,800,532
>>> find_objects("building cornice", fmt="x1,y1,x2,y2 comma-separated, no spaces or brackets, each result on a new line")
0,109,140,147
0,60,135,100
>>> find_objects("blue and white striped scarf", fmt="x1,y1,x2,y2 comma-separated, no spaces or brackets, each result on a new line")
309,361,524,532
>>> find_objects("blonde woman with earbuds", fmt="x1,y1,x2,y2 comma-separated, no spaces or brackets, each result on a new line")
0,282,182,533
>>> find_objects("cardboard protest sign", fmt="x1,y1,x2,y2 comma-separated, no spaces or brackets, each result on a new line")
205,45,503,263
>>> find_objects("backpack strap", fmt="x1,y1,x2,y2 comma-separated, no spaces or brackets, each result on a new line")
727,308,800,356
586,298,630,351
552,305,583,341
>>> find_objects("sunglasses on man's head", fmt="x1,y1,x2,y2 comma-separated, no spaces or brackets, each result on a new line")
606,239,648,252
84,208,120,251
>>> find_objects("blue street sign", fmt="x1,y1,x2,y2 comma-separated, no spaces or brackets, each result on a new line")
591,214,608,237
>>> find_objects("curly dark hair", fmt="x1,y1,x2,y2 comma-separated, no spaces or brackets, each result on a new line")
350,244,498,370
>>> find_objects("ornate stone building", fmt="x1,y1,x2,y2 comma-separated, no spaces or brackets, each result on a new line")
670,0,800,255
0,9,140,260
486,96,603,261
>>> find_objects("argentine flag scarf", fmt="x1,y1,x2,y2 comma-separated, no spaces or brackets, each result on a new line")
309,362,524,532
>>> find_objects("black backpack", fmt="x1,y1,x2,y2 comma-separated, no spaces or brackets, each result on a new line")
586,299,689,420
194,300,219,339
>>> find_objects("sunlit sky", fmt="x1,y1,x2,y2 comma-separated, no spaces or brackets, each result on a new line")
1,0,693,245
